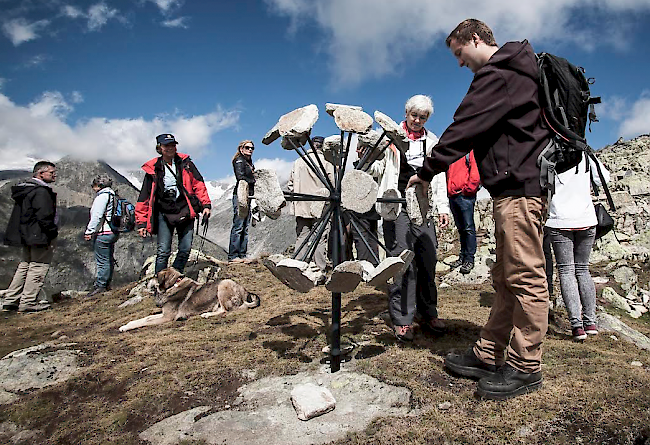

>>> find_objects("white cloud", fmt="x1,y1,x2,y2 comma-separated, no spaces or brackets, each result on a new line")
70,91,84,104
2,18,50,46
87,3,121,31
619,92,650,138
161,17,189,28
61,5,84,19
255,158,294,185
22,54,50,68
265,0,650,87
0,91,240,172
148,0,183,13
0,78,5,90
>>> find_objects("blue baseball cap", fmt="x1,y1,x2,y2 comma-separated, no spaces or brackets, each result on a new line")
156,134,178,145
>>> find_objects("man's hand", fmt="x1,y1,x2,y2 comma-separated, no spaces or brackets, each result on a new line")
202,208,211,219
138,228,149,238
84,234,92,241
407,174,429,191
438,213,450,229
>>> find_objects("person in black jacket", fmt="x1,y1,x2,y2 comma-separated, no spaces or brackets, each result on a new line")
228,140,255,262
408,19,551,400
2,161,58,313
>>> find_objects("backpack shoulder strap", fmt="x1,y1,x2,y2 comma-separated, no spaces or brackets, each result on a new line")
587,151,615,212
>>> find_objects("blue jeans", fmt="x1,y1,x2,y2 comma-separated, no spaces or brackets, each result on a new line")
94,233,118,289
548,226,597,329
228,194,251,260
156,212,194,274
449,194,477,263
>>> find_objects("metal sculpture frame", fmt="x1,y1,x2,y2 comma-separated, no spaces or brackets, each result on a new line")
281,128,405,372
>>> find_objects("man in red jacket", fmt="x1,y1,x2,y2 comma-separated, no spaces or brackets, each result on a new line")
135,134,211,274
408,19,550,400
446,151,481,274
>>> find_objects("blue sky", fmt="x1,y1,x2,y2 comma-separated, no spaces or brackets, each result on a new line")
1,0,649,184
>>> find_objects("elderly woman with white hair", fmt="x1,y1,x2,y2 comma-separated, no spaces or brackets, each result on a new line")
84,174,118,298
368,94,450,341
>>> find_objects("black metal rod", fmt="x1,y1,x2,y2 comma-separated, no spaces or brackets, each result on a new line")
288,137,334,193
330,202,342,372
301,206,333,264
376,197,407,204
339,132,352,188
356,130,387,171
306,136,335,191
348,211,390,255
293,204,333,261
347,213,381,265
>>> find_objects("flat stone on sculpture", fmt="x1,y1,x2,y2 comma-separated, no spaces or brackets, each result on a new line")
309,187,330,218
367,256,406,288
325,103,363,117
277,104,319,138
237,180,249,219
377,188,400,221
262,123,280,145
405,184,429,226
254,169,286,219
326,261,364,293
275,258,323,293
280,134,309,151
373,111,409,153
357,129,389,161
333,108,373,134
341,170,378,214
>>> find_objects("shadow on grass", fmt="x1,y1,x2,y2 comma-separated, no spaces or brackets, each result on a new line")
479,291,494,307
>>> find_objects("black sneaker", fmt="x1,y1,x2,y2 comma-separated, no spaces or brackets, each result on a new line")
445,348,498,380
460,261,474,274
86,287,107,299
476,364,542,400
2,304,19,312
449,259,463,269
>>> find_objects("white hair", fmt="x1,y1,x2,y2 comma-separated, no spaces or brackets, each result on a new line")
405,94,434,117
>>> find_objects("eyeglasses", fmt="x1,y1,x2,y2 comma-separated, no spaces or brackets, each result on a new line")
243,146,254,151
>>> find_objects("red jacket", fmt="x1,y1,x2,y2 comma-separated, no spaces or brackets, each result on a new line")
446,151,481,197
135,153,211,234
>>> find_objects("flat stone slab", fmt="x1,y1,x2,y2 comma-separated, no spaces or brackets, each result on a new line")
309,187,330,218
374,111,409,153
396,249,415,278
376,188,400,221
0,343,81,394
341,170,378,214
333,108,373,134
597,311,650,350
367,256,405,288
322,135,340,164
325,103,362,117
140,371,412,445
262,124,281,145
291,383,336,421
277,105,319,138
262,254,290,286
237,180,249,219
357,129,389,161
254,169,285,220
272,258,323,293
325,261,364,293
281,134,309,151
405,184,429,226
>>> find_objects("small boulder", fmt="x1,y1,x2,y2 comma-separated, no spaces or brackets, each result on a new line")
290,383,336,421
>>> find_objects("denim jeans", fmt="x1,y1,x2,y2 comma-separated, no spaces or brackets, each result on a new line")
449,194,477,263
156,212,194,274
548,226,597,329
94,233,118,289
228,194,251,260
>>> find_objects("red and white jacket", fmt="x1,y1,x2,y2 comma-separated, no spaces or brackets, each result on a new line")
446,150,481,197
135,153,211,234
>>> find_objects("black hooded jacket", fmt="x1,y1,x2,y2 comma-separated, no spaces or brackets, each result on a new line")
419,40,550,197
4,179,58,247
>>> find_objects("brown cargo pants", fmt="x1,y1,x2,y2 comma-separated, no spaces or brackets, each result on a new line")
473,196,549,373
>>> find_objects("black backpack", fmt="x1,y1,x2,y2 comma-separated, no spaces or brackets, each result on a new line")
536,52,601,196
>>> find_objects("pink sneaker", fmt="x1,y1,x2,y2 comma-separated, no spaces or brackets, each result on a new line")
572,327,587,341
584,324,598,335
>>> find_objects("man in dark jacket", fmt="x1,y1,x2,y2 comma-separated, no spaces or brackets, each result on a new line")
2,161,58,313
408,19,550,400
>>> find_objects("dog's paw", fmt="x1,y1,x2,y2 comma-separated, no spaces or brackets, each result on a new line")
200,312,212,319
118,325,127,332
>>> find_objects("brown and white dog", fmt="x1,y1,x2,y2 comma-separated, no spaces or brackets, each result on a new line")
119,267,260,332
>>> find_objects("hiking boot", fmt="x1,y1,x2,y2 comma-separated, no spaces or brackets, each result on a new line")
2,304,18,312
445,348,498,380
460,261,474,274
572,327,587,341
421,317,446,334
18,303,52,313
584,324,598,335
86,287,107,299
476,364,542,400
394,325,414,342
449,259,463,269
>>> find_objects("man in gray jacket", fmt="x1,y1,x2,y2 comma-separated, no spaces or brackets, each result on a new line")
2,161,58,313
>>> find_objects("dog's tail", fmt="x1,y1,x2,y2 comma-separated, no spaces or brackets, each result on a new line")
243,292,261,308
